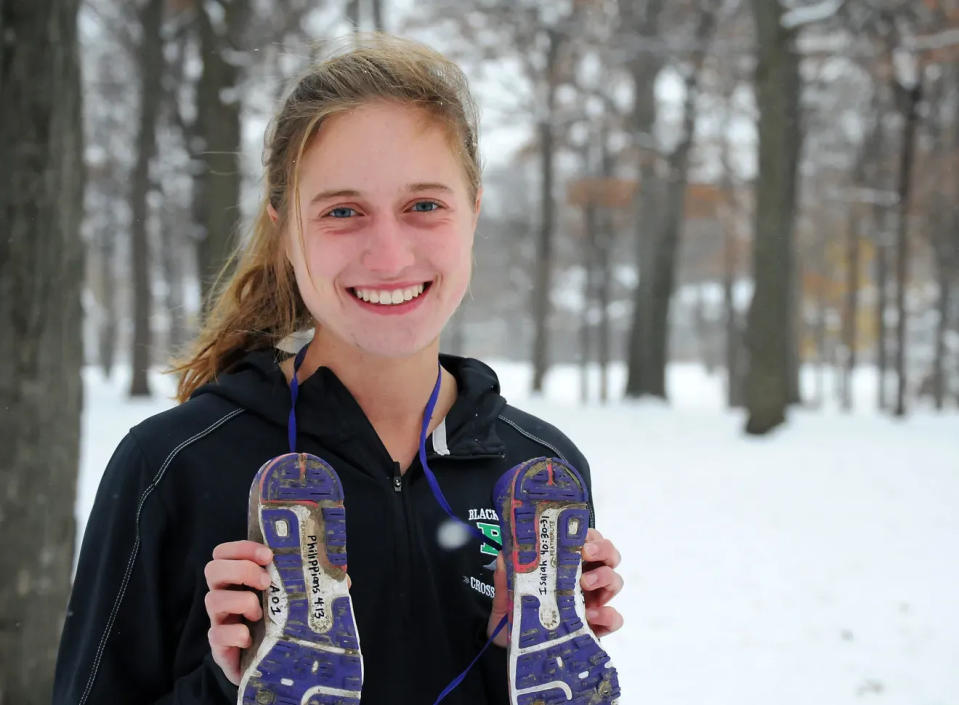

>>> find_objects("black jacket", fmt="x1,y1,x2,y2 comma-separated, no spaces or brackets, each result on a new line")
54,349,593,705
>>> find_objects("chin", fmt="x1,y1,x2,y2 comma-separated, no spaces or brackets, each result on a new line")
350,332,441,360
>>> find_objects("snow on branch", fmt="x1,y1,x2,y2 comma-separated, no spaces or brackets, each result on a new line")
781,0,845,31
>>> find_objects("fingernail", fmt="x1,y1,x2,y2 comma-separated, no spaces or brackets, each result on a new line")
583,573,597,588
587,608,599,621
584,544,597,559
257,548,273,563
260,572,271,589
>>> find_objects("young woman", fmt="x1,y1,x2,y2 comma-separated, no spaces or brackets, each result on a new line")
54,34,624,705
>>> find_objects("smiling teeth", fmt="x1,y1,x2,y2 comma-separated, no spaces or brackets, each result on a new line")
353,283,426,305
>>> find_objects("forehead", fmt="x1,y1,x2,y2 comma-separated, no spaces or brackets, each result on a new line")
297,101,466,193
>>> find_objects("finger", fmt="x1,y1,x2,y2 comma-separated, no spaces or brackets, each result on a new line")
582,537,621,569
210,644,241,686
212,540,273,564
208,622,253,651
585,605,624,637
585,584,621,610
580,565,624,604
205,589,263,624
489,552,509,648
585,528,605,542
205,558,272,591
493,553,508,608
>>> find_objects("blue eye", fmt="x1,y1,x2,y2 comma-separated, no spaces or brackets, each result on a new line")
411,201,439,212
327,207,357,218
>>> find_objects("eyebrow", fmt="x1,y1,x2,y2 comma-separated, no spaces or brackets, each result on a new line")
308,182,453,205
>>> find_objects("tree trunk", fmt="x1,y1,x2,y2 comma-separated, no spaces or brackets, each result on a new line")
530,29,559,393
580,204,598,404
627,5,714,399
624,0,665,398
597,217,612,404
0,0,85,700
194,0,249,313
875,238,889,410
694,284,716,374
723,234,745,407
933,258,950,410
841,208,860,410
744,0,802,434
597,124,615,404
787,243,802,406
814,229,829,408
129,0,165,397
893,80,921,417
159,204,188,357
92,229,117,378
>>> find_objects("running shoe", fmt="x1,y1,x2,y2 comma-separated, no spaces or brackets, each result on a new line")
493,457,620,704
238,452,363,705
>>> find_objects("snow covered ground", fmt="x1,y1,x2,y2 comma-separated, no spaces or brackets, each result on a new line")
76,361,959,704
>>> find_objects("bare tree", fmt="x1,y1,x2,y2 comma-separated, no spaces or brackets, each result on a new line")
129,0,166,397
0,0,85,699
891,73,922,416
627,0,718,399
193,0,251,310
622,0,667,397
744,0,803,433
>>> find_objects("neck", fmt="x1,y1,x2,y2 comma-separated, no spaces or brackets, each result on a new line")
287,328,455,440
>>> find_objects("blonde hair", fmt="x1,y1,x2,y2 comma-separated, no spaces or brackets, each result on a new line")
172,34,481,403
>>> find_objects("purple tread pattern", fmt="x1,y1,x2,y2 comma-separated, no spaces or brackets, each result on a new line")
494,457,621,704
241,453,360,705
515,635,618,701
240,641,361,705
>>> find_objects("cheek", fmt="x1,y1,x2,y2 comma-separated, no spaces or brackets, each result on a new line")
300,236,354,282
437,221,474,273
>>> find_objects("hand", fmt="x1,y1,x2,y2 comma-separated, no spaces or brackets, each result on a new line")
204,540,273,685
487,526,625,646
581,528,625,637
488,553,509,647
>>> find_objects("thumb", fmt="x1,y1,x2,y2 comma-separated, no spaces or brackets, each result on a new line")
488,551,509,647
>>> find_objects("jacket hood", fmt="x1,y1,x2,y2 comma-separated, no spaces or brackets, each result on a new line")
191,348,508,459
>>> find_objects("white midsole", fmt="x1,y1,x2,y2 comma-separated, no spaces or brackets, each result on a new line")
303,684,365,698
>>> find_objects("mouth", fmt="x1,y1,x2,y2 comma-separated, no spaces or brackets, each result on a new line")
348,281,432,307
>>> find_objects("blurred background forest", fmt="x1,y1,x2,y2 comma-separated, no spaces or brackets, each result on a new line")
2,0,958,702
74,0,959,422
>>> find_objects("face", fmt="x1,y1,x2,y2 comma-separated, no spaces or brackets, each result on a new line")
284,101,481,360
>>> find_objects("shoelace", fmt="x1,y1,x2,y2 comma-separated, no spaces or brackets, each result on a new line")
287,344,508,703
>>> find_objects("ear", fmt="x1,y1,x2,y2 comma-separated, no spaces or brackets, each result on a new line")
269,204,293,265
472,187,483,227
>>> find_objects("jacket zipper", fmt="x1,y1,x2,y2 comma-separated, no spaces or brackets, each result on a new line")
392,462,403,492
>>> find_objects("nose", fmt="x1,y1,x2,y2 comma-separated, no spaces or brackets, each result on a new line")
361,215,415,274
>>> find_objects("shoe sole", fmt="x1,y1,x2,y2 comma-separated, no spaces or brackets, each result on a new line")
238,452,363,705
494,457,620,705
